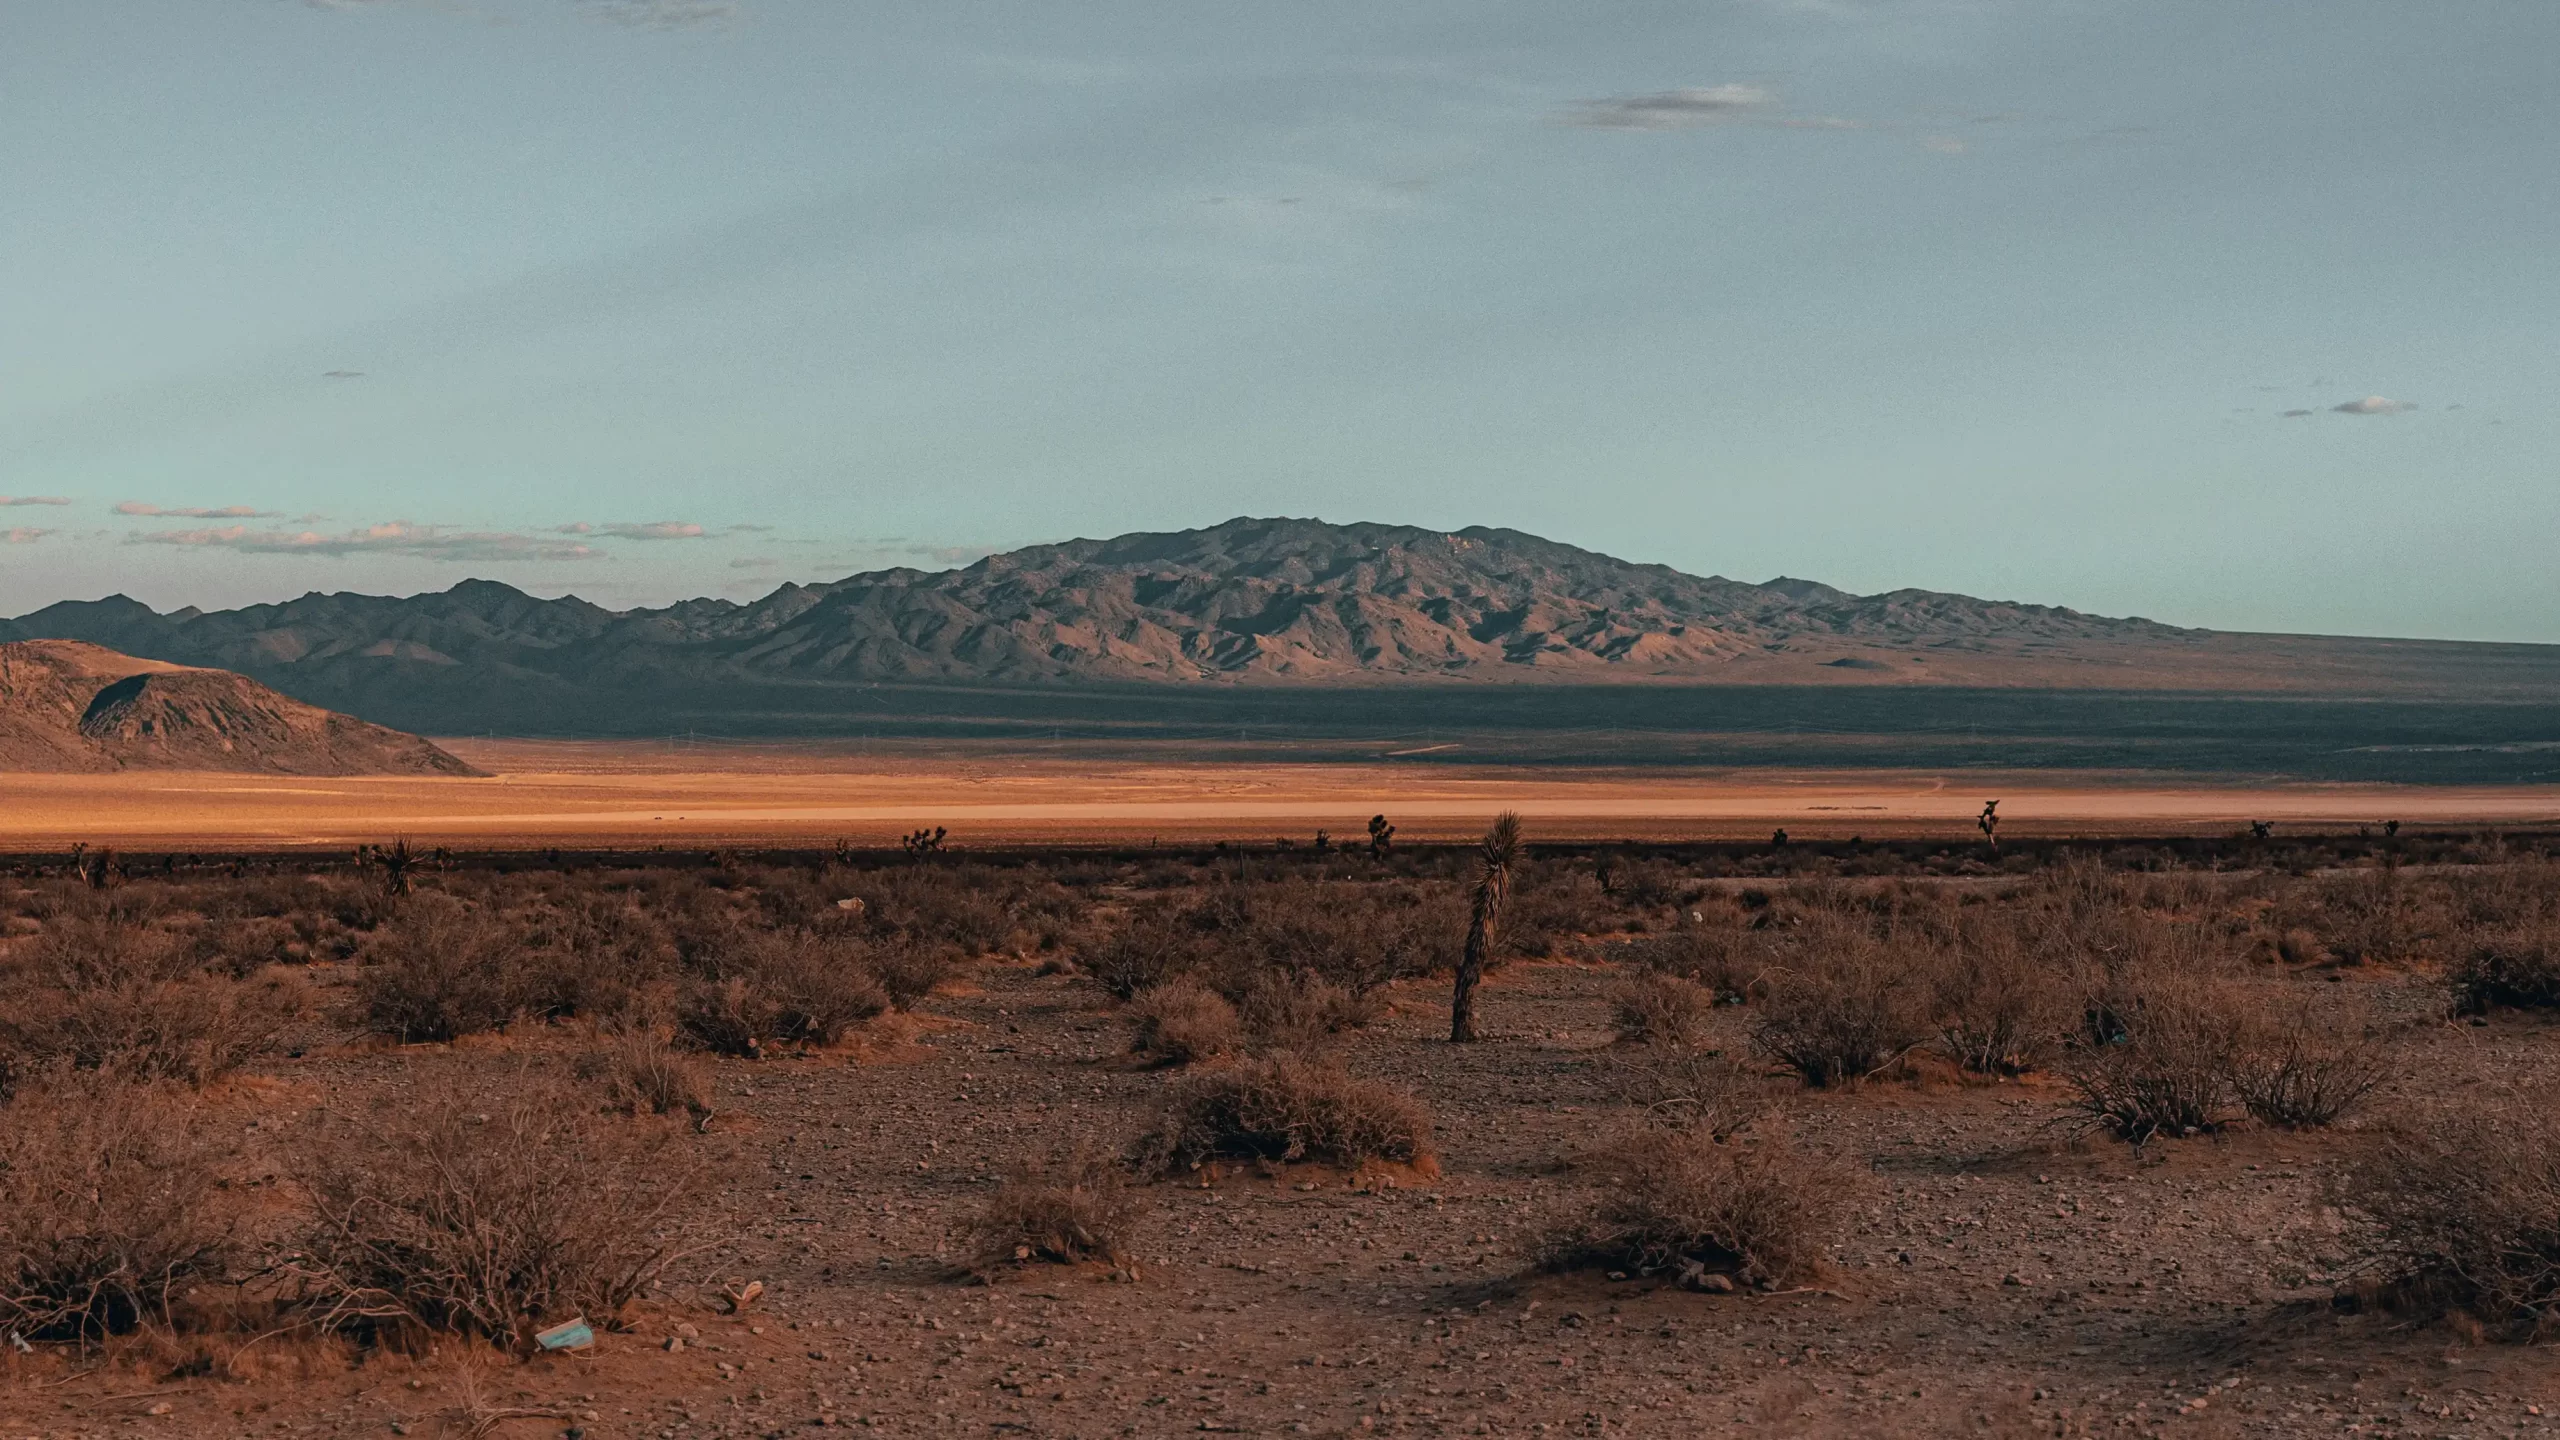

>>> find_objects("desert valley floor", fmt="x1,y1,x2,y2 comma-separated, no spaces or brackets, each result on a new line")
0,741,2557,850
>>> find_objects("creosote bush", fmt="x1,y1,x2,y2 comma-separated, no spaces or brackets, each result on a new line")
2347,1093,2560,1336
2059,968,2245,1141
2228,1005,2391,1129
1127,979,1240,1067
1135,1055,1435,1174
1925,922,2070,1076
0,1074,233,1344
357,893,521,1043
675,930,889,1057
580,1029,714,1127
2449,924,2560,1014
963,1148,1140,1276
295,1074,711,1350
1750,919,1929,1087
1608,971,1717,1049
0,902,302,1088
1539,1125,1846,1290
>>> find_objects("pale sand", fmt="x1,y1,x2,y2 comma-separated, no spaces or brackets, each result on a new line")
0,739,2552,849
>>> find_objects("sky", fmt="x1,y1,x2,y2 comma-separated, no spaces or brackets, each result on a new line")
3,0,2555,641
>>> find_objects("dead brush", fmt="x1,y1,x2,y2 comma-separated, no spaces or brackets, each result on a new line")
1749,919,1930,1087
292,1073,713,1350
2342,1091,2560,1336
1607,970,1717,1048
962,1147,1141,1277
675,930,889,1057
1537,1124,1849,1291
2058,968,2245,1141
1609,1047,1776,1140
0,1073,234,1345
1926,922,2071,1077
1232,969,1378,1056
1134,1054,1435,1174
1126,978,1240,1066
2448,922,2560,1014
579,1028,715,1128
356,893,521,1043
2228,1002,2392,1129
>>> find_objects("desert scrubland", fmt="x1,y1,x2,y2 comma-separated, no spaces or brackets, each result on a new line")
2,826,2560,1437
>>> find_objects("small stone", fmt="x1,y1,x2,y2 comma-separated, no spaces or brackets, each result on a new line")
2002,1273,2025,1287
147,1404,174,1417
666,1336,685,1352
678,1323,702,1339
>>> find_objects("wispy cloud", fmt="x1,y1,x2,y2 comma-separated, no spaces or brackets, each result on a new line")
4,528,51,544
115,502,280,519
2332,395,2416,415
555,520,708,540
321,369,365,380
580,0,738,27
729,556,778,569
2279,408,2315,418
0,496,72,508
131,521,601,562
1563,85,1860,133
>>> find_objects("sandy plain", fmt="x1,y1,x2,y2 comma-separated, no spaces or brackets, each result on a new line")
0,739,2555,850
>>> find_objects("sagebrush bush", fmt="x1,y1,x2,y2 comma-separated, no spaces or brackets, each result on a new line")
2347,1093,2560,1336
963,1149,1140,1276
1232,969,1376,1055
296,1075,711,1348
1624,925,1766,1004
2449,923,2560,1013
1080,909,1204,1000
0,901,301,1088
1926,922,2070,1076
358,893,521,1043
1610,1047,1774,1140
2228,1003,2390,1129
0,1074,233,1343
1127,979,1240,1066
1136,1056,1434,1173
2059,968,2245,1141
514,893,676,1022
1750,920,1929,1087
1539,1125,1846,1289
581,1029,714,1126
675,930,889,1057
1608,970,1717,1048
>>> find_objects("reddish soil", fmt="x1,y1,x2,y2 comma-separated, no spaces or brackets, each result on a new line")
6,956,2558,1439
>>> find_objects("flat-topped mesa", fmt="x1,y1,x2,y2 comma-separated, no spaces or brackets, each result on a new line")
0,639,478,775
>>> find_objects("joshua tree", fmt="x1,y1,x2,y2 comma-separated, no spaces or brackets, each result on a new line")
903,826,948,859
364,837,420,897
1450,813,1522,1044
1978,799,2001,854
1367,814,1395,859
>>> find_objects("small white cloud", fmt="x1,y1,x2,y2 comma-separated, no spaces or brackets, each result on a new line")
0,495,72,508
116,502,278,519
2333,395,2415,415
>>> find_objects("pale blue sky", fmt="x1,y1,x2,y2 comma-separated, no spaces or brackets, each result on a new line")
4,1,2554,639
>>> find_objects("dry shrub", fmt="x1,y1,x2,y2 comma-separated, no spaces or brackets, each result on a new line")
2059,968,2244,1141
2345,1092,2560,1336
1608,970,1716,1048
580,1029,714,1126
1079,909,1203,1000
1927,921,2071,1076
963,1148,1140,1275
1539,1125,1847,1290
675,930,889,1057
1610,1047,1776,1139
358,894,521,1043
1127,979,1240,1066
1136,1055,1434,1173
1233,970,1378,1055
867,937,961,1009
513,893,675,1022
0,902,301,1088
0,1074,233,1344
1750,919,1929,1087
2449,923,2560,1014
1617,926,1767,1003
2228,1002,2391,1129
295,1075,711,1349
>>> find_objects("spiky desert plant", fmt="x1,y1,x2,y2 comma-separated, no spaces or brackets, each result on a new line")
1450,813,1521,1044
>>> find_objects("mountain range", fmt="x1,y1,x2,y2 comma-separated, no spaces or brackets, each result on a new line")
6,518,2556,739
